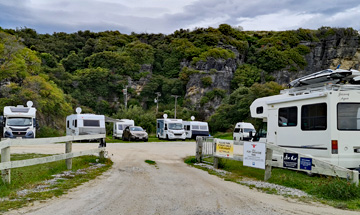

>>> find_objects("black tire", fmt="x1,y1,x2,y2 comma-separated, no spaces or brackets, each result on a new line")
144,139,148,142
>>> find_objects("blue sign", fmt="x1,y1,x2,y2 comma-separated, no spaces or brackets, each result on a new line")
300,157,312,170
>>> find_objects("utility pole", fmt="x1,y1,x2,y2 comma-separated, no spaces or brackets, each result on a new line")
155,92,161,114
123,86,127,110
171,95,180,119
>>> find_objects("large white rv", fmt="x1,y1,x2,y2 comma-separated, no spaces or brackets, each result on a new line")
156,115,186,140
0,101,37,138
66,108,106,136
250,69,360,169
183,121,209,139
113,119,135,139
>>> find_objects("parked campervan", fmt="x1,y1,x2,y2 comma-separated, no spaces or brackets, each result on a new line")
250,68,360,169
113,119,135,139
233,122,255,143
66,108,106,136
0,101,38,138
183,119,210,139
156,114,186,140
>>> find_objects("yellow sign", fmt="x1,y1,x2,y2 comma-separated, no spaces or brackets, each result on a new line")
215,140,234,158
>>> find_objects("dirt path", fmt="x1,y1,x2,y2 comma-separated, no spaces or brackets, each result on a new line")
6,142,359,215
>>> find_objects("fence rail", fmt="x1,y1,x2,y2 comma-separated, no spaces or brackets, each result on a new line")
195,137,359,185
1,134,106,184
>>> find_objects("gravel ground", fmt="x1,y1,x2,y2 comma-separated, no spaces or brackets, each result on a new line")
4,142,359,215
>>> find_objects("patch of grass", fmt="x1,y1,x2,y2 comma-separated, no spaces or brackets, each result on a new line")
184,155,360,210
0,153,112,213
212,132,233,140
145,160,156,165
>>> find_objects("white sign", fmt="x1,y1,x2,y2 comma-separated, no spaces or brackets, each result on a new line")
243,141,266,169
215,139,234,158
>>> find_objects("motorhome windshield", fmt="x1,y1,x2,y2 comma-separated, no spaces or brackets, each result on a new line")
337,103,360,130
169,123,183,130
7,117,32,126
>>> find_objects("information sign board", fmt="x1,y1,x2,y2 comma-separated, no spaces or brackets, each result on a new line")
243,141,266,169
215,140,234,158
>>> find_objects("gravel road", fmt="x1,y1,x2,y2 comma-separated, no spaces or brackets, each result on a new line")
5,142,359,215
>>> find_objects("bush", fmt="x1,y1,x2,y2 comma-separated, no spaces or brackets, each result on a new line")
201,76,212,87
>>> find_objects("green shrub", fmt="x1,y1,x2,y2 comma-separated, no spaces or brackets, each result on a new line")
193,47,236,63
201,76,213,87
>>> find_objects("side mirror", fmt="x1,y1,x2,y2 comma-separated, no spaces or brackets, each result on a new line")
0,116,4,127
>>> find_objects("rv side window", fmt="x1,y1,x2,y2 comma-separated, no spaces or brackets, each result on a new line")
337,103,360,130
185,125,190,131
118,125,123,130
256,107,263,114
301,103,327,130
192,125,199,130
278,106,297,127
74,120,77,128
200,125,207,130
67,120,69,128
84,120,100,127
234,128,240,133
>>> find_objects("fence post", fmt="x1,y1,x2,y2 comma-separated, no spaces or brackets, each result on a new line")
196,137,203,163
99,149,105,160
264,147,273,181
1,146,11,184
213,157,219,169
65,141,72,170
352,170,359,186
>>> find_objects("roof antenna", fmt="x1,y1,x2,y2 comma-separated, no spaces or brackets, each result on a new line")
336,64,341,69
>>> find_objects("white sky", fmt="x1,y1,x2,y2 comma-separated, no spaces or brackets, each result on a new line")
0,0,360,34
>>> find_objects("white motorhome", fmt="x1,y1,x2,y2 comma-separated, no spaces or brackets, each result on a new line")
233,122,256,142
113,119,135,139
0,101,38,138
250,68,360,169
156,115,186,140
183,121,210,139
66,108,106,136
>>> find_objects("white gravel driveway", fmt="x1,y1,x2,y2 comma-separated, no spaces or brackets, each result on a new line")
5,142,359,215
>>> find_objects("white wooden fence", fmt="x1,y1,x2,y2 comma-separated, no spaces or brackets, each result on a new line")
0,134,106,184
196,137,359,185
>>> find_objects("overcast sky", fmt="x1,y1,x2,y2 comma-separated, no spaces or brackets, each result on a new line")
1,0,360,35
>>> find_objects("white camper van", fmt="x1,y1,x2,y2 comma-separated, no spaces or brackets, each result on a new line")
183,121,210,139
66,108,106,136
250,68,360,169
157,115,186,140
0,101,38,138
113,119,135,139
233,122,256,142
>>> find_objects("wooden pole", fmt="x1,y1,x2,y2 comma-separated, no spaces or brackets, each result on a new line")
264,147,273,181
65,141,72,170
1,146,11,184
352,170,359,186
213,157,219,169
99,149,105,160
196,137,203,163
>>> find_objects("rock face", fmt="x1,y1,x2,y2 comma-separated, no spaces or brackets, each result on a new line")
274,31,360,84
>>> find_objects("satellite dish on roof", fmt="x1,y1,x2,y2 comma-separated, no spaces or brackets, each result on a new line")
191,116,195,121
163,114,168,119
26,101,33,108
76,107,82,114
